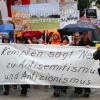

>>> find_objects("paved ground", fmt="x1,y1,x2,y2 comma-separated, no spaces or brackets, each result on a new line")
0,86,100,100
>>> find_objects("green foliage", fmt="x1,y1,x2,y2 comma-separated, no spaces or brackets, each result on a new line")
78,0,88,17
78,0,95,17
96,0,100,8
96,0,100,5
78,0,100,16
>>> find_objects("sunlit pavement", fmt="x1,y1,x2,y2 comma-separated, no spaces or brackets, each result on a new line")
0,86,100,100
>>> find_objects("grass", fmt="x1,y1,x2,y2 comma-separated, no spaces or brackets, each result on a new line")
30,17,60,30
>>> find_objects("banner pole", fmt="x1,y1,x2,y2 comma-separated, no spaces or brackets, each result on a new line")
45,30,46,44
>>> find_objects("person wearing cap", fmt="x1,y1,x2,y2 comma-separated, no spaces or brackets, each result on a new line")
71,32,81,95
51,31,61,97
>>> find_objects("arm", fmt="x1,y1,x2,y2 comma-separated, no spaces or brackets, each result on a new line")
93,47,100,60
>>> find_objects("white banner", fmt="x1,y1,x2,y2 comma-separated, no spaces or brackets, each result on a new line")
60,1,79,28
0,0,8,23
0,44,100,88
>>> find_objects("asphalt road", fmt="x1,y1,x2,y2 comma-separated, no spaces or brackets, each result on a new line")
0,86,100,100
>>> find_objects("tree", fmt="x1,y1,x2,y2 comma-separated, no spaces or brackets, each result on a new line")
78,0,95,17
96,0,100,8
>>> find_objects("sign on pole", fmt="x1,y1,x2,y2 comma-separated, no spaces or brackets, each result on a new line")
86,9,97,19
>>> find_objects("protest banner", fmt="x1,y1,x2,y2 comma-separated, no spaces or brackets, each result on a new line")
11,5,31,31
0,0,8,23
11,3,60,30
29,3,60,30
60,0,79,28
0,44,100,88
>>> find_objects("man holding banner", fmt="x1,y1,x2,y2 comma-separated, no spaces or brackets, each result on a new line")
93,47,100,61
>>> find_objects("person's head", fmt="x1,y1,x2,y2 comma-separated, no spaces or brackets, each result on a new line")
61,36,69,45
51,31,61,45
32,37,37,44
49,32,53,37
82,31,89,42
2,37,10,43
73,32,80,42
22,36,32,44
16,37,22,43
2,38,10,43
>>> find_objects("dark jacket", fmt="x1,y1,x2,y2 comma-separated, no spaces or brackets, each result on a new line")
93,50,100,60
78,38,95,46
93,49,100,75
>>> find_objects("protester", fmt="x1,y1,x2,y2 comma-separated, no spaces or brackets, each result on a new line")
20,36,32,96
51,31,61,45
2,36,10,43
20,35,40,96
22,36,32,44
78,31,95,97
53,35,69,97
15,37,22,43
2,35,10,95
71,32,81,95
48,32,53,44
32,37,38,44
93,47,100,75
61,35,69,45
20,85,29,96
13,37,22,89
93,47,100,60
71,32,80,46
41,30,47,44
50,31,61,97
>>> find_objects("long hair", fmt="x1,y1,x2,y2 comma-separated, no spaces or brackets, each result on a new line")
2,37,10,43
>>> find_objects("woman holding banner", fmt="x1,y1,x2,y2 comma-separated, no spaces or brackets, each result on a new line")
52,34,69,97
71,32,82,95
78,31,95,97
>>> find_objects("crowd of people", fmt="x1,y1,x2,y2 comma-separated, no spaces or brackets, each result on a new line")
1,29,99,98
